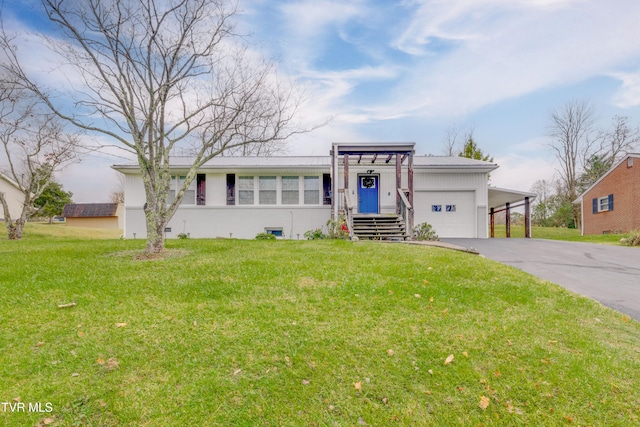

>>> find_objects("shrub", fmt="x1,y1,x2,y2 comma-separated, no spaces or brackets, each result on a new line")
255,232,276,240
304,228,327,240
413,222,439,241
326,216,349,239
177,233,189,239
620,230,640,246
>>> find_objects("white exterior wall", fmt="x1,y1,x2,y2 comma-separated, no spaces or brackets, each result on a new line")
413,171,489,238
124,205,330,239
118,161,490,239
0,176,24,220
121,170,331,239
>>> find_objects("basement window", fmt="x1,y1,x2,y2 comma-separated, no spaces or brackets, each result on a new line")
265,227,284,238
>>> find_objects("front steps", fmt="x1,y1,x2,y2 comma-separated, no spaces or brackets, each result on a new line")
352,214,407,240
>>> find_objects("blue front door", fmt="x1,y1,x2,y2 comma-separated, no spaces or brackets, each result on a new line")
358,175,379,213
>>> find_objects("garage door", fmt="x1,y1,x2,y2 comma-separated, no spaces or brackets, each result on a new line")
414,191,476,238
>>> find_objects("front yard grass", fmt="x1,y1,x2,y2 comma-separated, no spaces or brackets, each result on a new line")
493,225,627,244
1,235,639,426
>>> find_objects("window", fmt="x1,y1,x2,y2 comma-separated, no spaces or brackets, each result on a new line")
432,205,442,212
167,175,196,205
238,176,254,205
282,176,299,204
323,174,332,205
265,227,284,237
259,176,277,205
226,174,235,205
304,176,320,205
196,174,206,205
593,194,614,213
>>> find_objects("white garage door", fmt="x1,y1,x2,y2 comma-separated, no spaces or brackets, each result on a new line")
414,191,476,238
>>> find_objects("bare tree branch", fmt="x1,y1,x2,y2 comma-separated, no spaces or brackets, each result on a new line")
1,0,310,252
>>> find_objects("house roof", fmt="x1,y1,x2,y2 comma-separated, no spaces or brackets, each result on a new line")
62,203,120,218
0,172,22,191
112,155,498,172
573,153,640,203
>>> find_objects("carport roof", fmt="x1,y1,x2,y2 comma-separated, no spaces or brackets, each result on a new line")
488,187,536,209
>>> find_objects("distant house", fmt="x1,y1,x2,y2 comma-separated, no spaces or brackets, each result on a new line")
113,142,534,240
0,172,24,221
62,203,124,229
574,153,640,235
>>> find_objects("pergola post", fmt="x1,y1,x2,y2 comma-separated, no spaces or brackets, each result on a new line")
331,148,336,220
408,153,414,237
505,202,511,238
524,196,531,238
490,207,495,238
395,154,402,214
343,153,349,194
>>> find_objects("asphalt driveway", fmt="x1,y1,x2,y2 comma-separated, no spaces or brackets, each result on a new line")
442,238,640,320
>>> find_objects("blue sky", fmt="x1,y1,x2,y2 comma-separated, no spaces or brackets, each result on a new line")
3,0,640,201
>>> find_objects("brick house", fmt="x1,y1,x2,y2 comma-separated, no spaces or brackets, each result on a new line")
574,153,640,235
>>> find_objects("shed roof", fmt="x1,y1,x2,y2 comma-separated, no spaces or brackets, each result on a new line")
488,187,536,209
63,203,120,218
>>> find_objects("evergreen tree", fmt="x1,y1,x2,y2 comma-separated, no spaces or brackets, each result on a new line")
33,182,73,223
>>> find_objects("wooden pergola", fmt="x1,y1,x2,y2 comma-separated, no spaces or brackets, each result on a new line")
330,143,415,238
487,188,537,238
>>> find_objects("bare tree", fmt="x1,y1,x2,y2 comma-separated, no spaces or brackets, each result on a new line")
547,100,596,228
595,115,640,165
1,0,305,253
442,124,475,156
0,79,80,239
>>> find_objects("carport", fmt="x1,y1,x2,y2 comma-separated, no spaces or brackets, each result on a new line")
488,187,536,238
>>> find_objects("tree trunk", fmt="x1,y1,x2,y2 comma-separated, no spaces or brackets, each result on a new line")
144,206,166,253
6,218,25,240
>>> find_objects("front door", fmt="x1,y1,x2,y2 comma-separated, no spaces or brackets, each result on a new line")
358,175,379,214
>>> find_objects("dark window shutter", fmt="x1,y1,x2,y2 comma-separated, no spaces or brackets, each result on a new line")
608,194,614,211
592,198,597,214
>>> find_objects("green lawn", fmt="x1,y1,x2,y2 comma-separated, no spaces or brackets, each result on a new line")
493,225,628,244
1,228,639,426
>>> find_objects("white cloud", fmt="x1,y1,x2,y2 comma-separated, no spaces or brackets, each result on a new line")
491,153,558,193
610,72,640,108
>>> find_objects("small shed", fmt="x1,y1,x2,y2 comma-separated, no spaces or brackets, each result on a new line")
62,203,123,229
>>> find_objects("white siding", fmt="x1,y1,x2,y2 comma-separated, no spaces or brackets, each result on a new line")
0,176,24,220
414,191,477,238
124,206,330,239
207,174,226,206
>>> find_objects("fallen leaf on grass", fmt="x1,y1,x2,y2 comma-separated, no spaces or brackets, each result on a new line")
302,379,310,385
479,396,490,410
115,322,127,328
386,349,394,356
444,354,454,365
354,381,363,391
57,302,77,309
105,358,119,371
462,351,469,358
96,358,105,365
40,417,56,425
414,294,421,298
233,369,242,376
